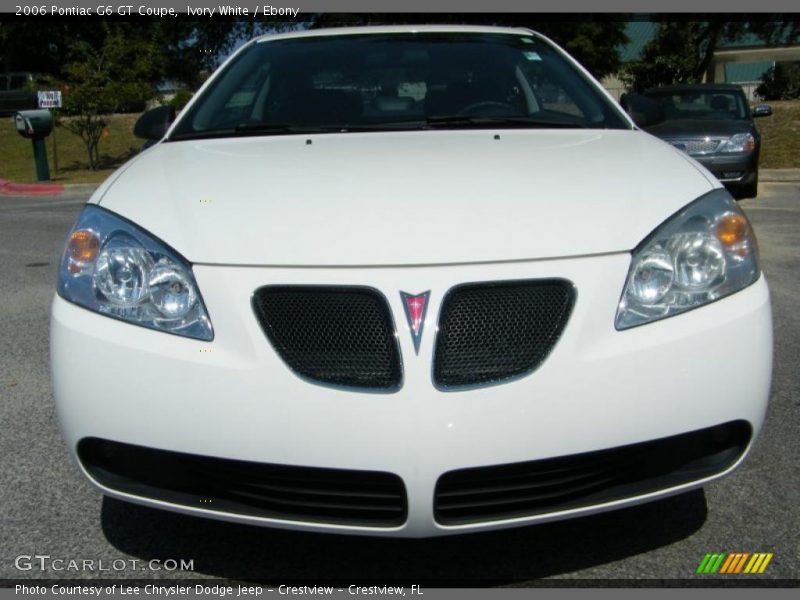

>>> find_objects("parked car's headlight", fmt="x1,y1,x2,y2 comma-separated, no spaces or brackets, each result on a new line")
719,133,755,153
57,205,213,340
616,189,759,330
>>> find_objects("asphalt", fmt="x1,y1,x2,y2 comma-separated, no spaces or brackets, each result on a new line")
0,185,797,584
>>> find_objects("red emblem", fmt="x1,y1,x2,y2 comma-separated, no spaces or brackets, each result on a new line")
400,291,431,354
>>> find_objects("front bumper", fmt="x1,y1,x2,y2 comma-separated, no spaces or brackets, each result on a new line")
51,253,773,537
692,153,758,184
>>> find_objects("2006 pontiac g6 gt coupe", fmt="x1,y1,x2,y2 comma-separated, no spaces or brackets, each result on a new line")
51,26,772,537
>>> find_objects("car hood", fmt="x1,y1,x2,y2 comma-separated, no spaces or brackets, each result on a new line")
97,129,715,267
644,119,753,138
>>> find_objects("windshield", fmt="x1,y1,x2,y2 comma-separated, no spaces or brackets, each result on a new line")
171,31,629,140
644,89,749,121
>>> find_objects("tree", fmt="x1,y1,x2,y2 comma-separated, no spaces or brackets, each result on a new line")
60,27,160,169
0,19,271,88
147,21,264,88
748,19,800,48
0,20,105,76
622,20,752,92
757,63,800,100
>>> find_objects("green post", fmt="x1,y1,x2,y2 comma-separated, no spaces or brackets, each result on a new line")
51,108,59,176
32,137,51,181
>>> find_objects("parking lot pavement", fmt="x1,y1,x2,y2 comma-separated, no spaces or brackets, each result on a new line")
0,185,797,584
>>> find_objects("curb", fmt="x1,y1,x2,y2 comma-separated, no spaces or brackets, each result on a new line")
761,170,800,183
0,178,65,196
62,183,101,196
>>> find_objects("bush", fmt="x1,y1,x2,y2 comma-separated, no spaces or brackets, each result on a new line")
756,63,800,101
169,89,193,111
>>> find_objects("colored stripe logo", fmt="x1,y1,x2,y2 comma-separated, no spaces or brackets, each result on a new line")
697,552,773,574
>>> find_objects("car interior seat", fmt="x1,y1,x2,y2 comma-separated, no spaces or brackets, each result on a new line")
710,95,731,113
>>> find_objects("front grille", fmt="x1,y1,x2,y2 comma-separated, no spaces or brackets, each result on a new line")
78,438,407,527
434,421,751,525
252,286,402,390
672,138,722,155
433,280,574,388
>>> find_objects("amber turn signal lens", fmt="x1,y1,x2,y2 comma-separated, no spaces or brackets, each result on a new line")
68,230,100,264
715,213,749,247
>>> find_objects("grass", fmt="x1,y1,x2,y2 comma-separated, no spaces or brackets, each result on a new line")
755,100,800,170
1,101,798,185
0,113,141,184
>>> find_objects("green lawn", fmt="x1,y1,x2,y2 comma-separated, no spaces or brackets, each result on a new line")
755,100,800,170
0,113,141,184
1,102,798,185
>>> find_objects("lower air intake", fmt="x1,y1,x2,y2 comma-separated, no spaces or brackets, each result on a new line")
79,438,407,527
434,421,751,525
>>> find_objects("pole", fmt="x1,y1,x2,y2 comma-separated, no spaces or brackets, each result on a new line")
51,108,58,176
32,137,51,182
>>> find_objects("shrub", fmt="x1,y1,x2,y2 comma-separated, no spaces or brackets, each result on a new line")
756,63,800,101
170,89,193,111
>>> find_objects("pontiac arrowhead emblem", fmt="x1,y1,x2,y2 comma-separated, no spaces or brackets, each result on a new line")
400,291,431,355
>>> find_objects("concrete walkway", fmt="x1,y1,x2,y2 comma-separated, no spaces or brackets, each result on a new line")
761,169,800,183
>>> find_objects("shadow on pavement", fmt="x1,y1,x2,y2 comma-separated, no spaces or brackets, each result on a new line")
101,489,707,584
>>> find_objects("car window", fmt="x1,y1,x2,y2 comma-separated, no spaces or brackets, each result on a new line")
645,90,748,121
0,75,7,90
9,75,29,90
517,60,587,119
172,32,629,139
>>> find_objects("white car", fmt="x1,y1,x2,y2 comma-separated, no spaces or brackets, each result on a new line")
51,26,772,538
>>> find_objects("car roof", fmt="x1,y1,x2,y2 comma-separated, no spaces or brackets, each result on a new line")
254,24,537,44
644,83,745,94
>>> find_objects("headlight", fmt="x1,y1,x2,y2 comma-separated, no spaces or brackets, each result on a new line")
57,205,213,341
616,189,759,330
719,133,755,153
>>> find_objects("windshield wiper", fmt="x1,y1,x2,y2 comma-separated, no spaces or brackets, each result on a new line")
171,123,327,141
234,122,325,135
423,115,587,129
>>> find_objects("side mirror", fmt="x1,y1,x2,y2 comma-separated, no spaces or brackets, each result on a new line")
752,104,773,118
620,93,666,128
133,105,176,141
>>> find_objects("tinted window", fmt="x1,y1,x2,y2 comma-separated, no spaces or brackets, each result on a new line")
172,32,629,139
0,75,8,90
644,89,749,121
9,75,29,90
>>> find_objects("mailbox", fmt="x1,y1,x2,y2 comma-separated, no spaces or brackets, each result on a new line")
14,109,54,181
15,109,54,139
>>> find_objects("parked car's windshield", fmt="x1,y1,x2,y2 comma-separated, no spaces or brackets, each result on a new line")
8,74,29,90
644,89,749,121
171,32,630,140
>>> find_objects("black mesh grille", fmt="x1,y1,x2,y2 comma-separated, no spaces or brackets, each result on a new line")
435,421,751,525
78,438,407,527
433,279,574,388
252,286,402,389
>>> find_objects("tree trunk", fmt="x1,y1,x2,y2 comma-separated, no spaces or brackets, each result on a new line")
694,22,722,83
